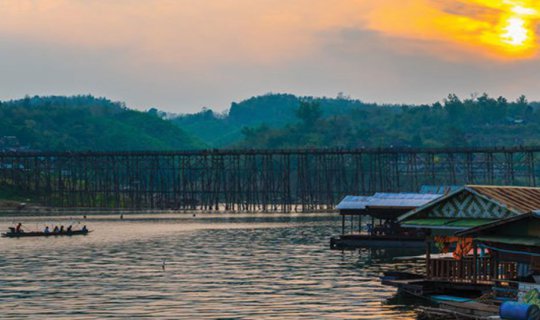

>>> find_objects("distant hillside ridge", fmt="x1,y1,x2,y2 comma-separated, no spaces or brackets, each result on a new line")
3,93,540,152
0,95,204,151
171,93,384,147
171,93,540,149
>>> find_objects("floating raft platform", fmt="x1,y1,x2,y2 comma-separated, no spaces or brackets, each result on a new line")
382,271,493,298
330,234,425,249
418,301,500,320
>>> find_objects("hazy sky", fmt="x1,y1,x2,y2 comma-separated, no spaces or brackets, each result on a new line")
2,0,540,112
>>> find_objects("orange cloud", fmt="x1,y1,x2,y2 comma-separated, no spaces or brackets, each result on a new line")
364,0,540,60
1,0,539,71
0,0,369,69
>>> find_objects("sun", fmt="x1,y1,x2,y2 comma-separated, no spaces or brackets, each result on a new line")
496,3,537,51
501,16,529,46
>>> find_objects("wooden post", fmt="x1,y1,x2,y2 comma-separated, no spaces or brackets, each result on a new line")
473,241,478,284
426,236,432,279
341,214,345,236
494,250,499,280
358,215,362,234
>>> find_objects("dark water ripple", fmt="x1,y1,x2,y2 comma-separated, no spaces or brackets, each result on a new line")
0,214,421,319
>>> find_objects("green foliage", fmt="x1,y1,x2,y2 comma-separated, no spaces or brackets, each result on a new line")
170,92,540,149
295,101,322,127
0,95,204,151
4,93,540,152
170,93,377,147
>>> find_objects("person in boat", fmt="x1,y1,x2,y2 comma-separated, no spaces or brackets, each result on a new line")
53,225,59,233
66,225,72,233
81,225,88,232
44,226,50,234
15,223,23,233
59,225,64,233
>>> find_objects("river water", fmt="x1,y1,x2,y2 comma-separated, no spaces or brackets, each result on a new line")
0,213,423,319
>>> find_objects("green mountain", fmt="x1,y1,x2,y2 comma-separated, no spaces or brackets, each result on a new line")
0,95,204,151
171,93,380,147
2,93,539,152
172,93,540,149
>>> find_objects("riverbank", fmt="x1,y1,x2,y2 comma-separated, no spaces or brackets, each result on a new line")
0,201,337,217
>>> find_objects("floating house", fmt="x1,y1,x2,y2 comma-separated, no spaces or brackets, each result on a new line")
330,191,445,249
413,210,540,319
385,185,540,299
457,212,540,305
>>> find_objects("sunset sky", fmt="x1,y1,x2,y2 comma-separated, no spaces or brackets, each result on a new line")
2,0,540,112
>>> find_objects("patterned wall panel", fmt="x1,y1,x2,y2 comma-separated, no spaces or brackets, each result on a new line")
428,191,515,219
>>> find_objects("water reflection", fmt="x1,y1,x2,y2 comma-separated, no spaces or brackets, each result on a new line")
0,214,421,319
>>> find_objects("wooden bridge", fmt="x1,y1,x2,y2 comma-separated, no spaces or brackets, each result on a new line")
0,146,538,211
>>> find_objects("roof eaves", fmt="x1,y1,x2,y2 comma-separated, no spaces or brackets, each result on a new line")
456,212,534,237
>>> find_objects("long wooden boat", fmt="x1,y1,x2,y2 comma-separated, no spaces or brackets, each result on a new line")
1,230,91,238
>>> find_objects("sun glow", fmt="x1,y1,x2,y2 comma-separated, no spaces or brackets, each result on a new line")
496,2,537,51
476,1,539,55
501,17,529,46
364,0,540,60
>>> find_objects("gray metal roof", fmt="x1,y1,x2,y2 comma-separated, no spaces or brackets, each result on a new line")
336,195,371,210
419,185,462,194
367,193,442,208
336,193,442,210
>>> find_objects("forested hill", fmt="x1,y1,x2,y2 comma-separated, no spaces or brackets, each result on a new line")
172,93,540,149
2,93,540,152
171,93,382,147
0,95,203,151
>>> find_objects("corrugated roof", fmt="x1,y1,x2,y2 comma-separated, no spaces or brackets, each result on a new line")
367,193,441,208
476,236,540,247
336,193,441,210
419,185,462,194
467,185,540,213
335,196,371,210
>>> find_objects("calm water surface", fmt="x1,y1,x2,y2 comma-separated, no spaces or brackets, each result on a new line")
0,213,422,319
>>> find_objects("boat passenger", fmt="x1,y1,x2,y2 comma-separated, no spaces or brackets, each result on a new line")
81,225,88,232
53,226,59,233
67,225,72,232
15,223,23,233
59,225,64,233
44,226,50,234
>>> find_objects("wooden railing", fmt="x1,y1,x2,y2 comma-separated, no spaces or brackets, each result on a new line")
428,257,517,283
